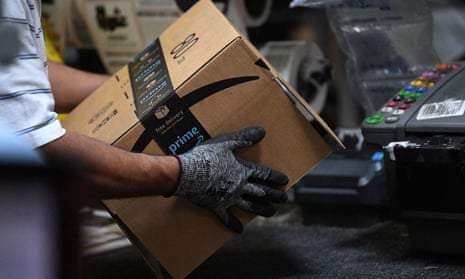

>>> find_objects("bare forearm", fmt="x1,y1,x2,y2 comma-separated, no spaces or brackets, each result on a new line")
40,131,180,199
48,61,110,113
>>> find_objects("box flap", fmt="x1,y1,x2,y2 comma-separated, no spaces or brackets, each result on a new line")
158,0,240,89
62,66,139,145
274,75,344,148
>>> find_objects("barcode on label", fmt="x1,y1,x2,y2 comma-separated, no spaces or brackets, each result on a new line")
417,99,465,120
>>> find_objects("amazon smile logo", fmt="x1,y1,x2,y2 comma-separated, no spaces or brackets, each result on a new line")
131,75,259,154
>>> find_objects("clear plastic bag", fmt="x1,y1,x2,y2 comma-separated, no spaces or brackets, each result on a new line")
290,0,390,9
290,0,440,115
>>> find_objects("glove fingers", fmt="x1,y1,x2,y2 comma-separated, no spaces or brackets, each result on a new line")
239,158,289,187
243,183,288,203
237,199,276,217
214,208,244,233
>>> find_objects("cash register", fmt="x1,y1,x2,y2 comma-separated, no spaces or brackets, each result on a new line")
362,61,465,254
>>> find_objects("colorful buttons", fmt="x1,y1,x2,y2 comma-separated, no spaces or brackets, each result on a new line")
404,85,416,91
435,64,449,71
387,101,399,107
416,87,428,93
403,97,415,104
410,92,423,99
393,95,404,102
365,114,385,125
399,103,410,110
364,63,458,126
434,63,457,71
422,71,435,78
385,116,399,123
381,107,393,113
392,109,405,115
399,90,412,97
410,79,424,87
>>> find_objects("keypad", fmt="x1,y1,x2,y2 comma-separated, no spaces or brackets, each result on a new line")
364,64,458,125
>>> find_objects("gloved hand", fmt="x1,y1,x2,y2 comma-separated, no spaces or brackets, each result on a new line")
173,126,289,233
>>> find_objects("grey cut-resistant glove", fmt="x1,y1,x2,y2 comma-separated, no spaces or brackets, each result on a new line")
174,126,289,233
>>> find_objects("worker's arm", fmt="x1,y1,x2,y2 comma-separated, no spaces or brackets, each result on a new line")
40,130,180,199
48,61,110,113
45,62,179,199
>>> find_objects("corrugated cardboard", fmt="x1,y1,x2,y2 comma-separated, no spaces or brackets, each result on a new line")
63,0,341,278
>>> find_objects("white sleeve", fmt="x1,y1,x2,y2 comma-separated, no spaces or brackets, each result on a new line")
0,0,65,148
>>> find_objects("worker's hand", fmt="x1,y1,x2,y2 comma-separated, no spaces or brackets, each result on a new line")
174,126,288,233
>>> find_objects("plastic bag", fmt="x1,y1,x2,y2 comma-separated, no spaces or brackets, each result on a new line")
290,0,390,9
290,0,440,115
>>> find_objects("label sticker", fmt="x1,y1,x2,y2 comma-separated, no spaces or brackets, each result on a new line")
416,99,465,120
128,39,209,154
130,40,174,118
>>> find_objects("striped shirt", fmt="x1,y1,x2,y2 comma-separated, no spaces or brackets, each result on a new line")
0,0,65,148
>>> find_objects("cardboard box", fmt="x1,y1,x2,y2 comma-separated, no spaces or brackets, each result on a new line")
63,0,341,277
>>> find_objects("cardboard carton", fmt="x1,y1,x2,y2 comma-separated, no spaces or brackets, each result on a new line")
63,0,341,277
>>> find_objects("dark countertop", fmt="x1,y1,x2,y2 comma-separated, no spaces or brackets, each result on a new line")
82,203,465,279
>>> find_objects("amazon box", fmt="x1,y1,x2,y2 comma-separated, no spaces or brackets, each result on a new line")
63,0,340,278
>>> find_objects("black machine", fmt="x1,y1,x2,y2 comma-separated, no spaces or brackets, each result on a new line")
295,145,388,228
362,61,465,254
